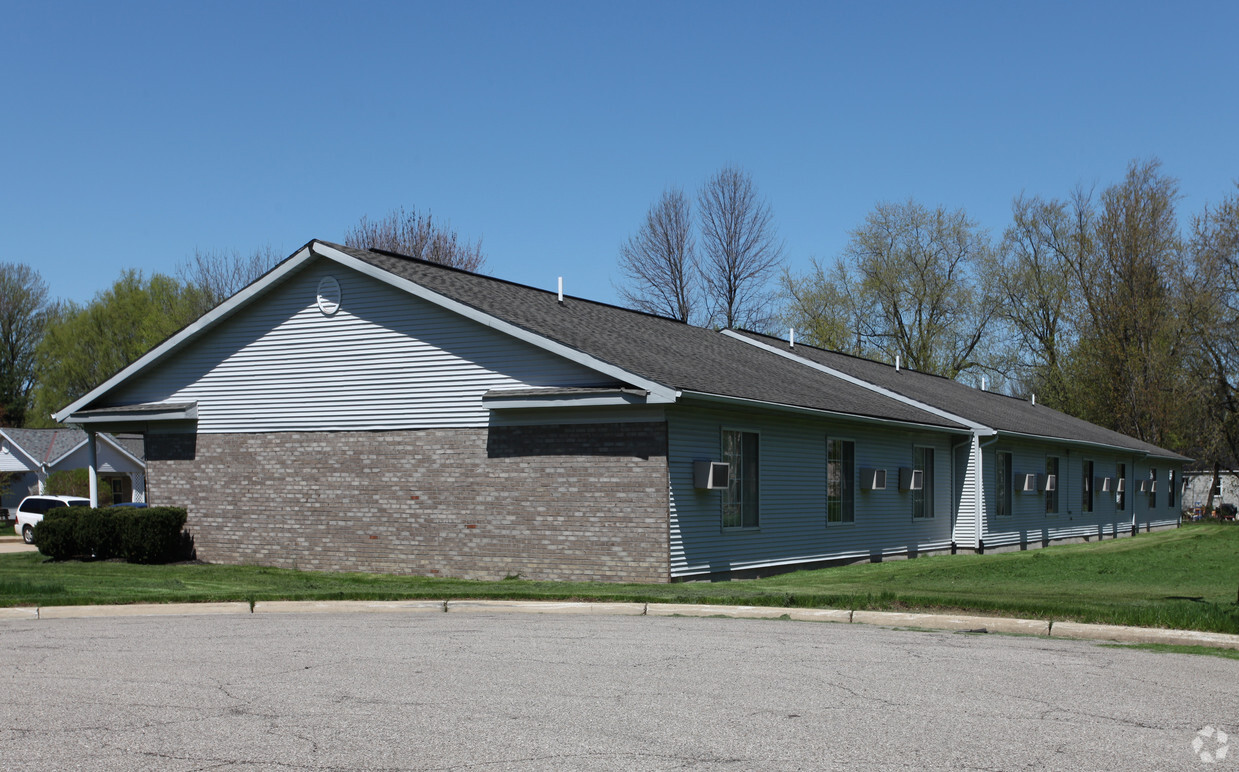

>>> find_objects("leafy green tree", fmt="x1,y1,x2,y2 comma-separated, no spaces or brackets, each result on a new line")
0,263,51,426
1063,160,1193,448
783,200,997,378
28,271,208,426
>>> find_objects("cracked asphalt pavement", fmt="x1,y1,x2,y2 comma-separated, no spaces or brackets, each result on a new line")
1,611,1235,770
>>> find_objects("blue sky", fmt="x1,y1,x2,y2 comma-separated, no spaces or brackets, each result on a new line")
5,1,1238,309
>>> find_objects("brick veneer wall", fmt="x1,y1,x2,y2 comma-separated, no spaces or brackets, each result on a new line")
146,422,670,583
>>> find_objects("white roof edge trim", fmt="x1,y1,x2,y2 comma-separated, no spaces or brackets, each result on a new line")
313,243,679,404
722,330,995,435
679,390,973,435
52,246,319,422
483,394,648,410
47,432,145,469
0,429,44,468
995,429,1188,461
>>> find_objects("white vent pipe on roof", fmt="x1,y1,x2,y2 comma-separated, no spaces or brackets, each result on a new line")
981,376,987,391
557,277,564,304
895,355,900,372
789,328,795,348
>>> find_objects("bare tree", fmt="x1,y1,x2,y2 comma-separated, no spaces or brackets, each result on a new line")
344,206,485,272
177,246,283,311
616,188,699,322
697,167,785,330
0,263,50,426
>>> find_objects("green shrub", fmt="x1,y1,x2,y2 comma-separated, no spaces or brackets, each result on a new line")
116,508,191,564
33,506,192,564
32,507,91,560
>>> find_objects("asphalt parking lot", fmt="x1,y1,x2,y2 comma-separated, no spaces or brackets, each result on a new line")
2,609,1235,770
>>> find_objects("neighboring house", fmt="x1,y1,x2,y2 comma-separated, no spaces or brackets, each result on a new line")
1181,470,1239,514
0,427,146,511
51,240,1188,582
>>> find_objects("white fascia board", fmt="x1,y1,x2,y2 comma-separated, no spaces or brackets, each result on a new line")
679,390,973,435
483,393,650,410
66,405,198,425
52,246,319,423
0,430,41,470
722,330,995,436
996,429,1189,462
313,243,679,404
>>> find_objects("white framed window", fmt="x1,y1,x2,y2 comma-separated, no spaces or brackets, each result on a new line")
1116,462,1127,511
827,438,854,524
722,429,759,529
996,451,1013,518
912,446,935,519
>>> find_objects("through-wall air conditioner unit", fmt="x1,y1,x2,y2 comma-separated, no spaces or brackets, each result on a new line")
693,461,730,490
1099,477,1112,493
1148,481,1158,493
859,468,887,491
898,467,923,491
1038,473,1057,492
1137,480,1148,493
1116,478,1126,493
1017,473,1038,493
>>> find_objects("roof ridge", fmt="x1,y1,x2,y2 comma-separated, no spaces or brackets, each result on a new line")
321,240,692,328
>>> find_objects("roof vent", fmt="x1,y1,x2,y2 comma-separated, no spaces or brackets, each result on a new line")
557,277,564,305
789,328,795,348
895,355,900,372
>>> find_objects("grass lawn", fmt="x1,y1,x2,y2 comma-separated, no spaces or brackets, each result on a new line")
2,523,1236,634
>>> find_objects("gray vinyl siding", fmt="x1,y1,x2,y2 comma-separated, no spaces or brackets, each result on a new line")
109,259,610,433
667,404,961,578
981,439,1183,547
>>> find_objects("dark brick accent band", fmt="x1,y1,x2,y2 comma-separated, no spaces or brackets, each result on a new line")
146,422,670,582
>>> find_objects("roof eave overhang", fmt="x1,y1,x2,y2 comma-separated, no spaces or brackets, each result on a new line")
995,429,1192,462
63,403,198,426
483,388,652,410
679,390,973,435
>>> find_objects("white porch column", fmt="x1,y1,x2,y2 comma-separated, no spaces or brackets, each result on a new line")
131,472,146,504
86,428,99,508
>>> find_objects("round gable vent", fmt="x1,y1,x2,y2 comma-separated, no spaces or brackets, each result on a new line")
317,276,342,316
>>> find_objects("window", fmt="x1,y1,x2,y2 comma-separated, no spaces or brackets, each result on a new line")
1168,469,1176,508
722,430,759,528
912,447,935,519
1045,456,1060,515
996,451,1013,518
827,438,854,524
1116,463,1126,511
1082,460,1094,513
1148,468,1158,510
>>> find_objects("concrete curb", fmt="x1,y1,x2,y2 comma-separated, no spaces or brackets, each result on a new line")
4,599,1238,651
852,610,1051,637
254,600,446,614
446,600,646,616
37,602,251,619
1050,620,1239,650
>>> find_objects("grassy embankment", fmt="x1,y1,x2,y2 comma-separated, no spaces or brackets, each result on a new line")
2,522,1236,634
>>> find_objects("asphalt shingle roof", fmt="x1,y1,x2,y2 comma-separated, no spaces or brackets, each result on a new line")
0,428,145,465
737,331,1189,461
325,242,967,430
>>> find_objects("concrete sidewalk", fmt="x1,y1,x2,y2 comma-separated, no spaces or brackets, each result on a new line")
3,597,1237,651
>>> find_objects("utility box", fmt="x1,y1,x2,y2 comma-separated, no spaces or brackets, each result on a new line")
693,461,730,490
898,467,923,491
859,468,887,491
